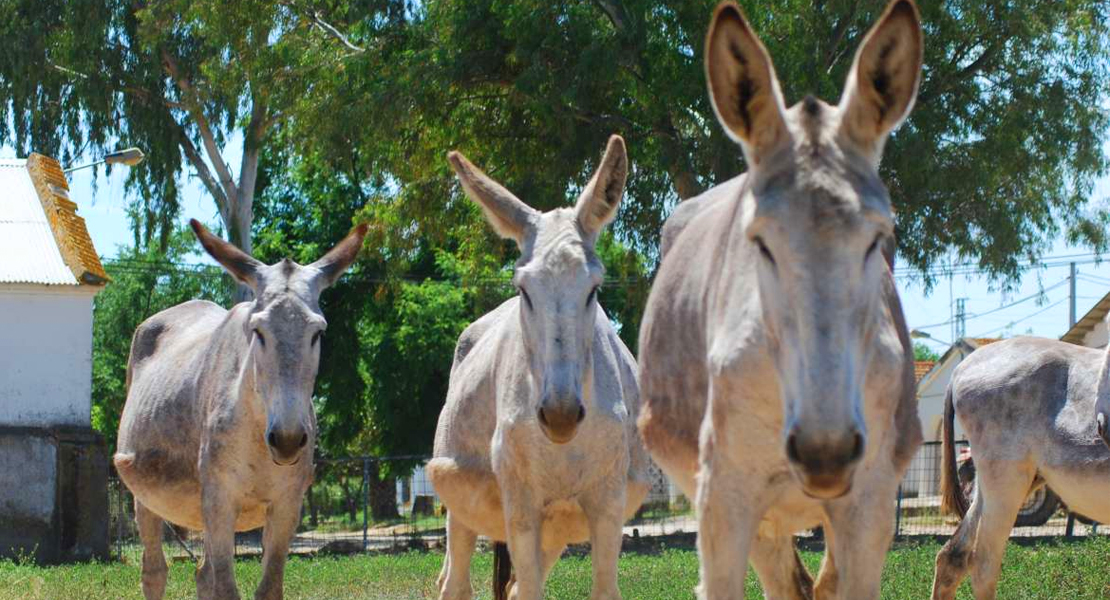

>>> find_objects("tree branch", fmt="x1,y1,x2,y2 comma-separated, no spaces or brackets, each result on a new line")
160,47,239,207
280,1,366,53
172,117,230,226
591,0,629,32
823,0,859,71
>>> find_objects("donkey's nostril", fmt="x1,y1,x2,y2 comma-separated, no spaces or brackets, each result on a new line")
576,405,585,423
267,431,278,448
786,433,802,464
538,408,548,426
849,432,865,462
299,433,308,448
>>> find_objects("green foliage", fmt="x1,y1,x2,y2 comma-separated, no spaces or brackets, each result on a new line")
913,342,941,362
90,228,228,447
9,0,1110,460
292,0,1110,283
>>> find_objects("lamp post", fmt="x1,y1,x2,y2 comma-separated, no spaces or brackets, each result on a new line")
910,329,952,346
63,147,145,173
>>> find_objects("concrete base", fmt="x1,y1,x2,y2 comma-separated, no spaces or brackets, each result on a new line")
0,426,108,564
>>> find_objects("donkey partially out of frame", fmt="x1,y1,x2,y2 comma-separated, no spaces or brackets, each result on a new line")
638,2,924,599
932,336,1110,599
114,220,367,600
427,135,650,600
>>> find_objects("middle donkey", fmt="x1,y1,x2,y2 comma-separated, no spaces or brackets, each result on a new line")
428,135,650,600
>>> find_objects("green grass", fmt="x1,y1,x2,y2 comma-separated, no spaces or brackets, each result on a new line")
2,539,1109,599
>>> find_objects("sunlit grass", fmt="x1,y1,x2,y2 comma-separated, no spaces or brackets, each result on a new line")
2,538,1108,599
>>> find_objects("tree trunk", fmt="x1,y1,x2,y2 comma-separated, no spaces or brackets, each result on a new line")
368,462,400,521
306,483,319,527
227,201,254,303
338,476,358,524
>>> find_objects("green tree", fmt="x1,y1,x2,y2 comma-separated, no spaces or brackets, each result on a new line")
0,0,387,297
913,342,941,363
91,228,228,447
297,0,1110,283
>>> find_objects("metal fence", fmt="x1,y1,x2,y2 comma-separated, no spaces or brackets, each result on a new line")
108,442,1103,559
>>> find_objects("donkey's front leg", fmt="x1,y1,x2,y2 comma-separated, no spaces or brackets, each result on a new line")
197,479,241,600
580,477,627,600
254,495,305,600
500,484,544,600
695,436,765,600
819,475,898,600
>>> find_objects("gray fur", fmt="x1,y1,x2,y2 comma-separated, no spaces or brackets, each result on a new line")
932,337,1110,599
638,2,924,599
114,222,366,600
428,136,650,600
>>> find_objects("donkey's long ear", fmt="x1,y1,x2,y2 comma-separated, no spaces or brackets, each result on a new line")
838,0,923,158
190,219,262,288
576,135,628,241
309,223,369,289
448,151,539,245
705,2,788,165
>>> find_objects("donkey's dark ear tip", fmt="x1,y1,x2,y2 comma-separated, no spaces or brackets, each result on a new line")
887,0,920,21
353,222,370,237
188,219,205,236
712,1,748,27
607,134,626,151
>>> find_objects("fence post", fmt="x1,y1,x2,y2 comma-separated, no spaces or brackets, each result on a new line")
362,458,371,551
894,484,903,538
1065,513,1076,538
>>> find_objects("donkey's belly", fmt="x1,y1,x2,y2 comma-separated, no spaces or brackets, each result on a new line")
1041,465,1110,523
132,483,269,533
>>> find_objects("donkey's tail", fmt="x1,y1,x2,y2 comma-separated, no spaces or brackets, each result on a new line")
493,542,513,600
939,384,969,517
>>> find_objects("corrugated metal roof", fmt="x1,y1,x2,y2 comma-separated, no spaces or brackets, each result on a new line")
0,159,77,285
0,155,108,286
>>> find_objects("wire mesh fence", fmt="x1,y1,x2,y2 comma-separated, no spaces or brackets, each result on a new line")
108,442,1104,560
895,440,1103,538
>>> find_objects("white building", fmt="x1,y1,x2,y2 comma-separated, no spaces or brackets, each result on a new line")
1061,294,1110,349
903,338,999,496
0,153,110,563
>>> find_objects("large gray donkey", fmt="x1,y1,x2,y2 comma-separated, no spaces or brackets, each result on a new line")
114,220,367,600
637,2,924,598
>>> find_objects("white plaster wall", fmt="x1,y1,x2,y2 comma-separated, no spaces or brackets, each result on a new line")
1081,321,1108,349
904,350,970,496
0,287,96,427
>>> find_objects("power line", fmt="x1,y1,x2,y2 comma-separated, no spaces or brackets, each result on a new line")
911,277,1070,330
969,297,1069,338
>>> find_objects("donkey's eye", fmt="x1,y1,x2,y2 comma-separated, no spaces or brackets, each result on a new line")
254,329,266,347
865,235,883,263
518,287,533,310
586,286,599,307
311,331,323,347
754,237,775,266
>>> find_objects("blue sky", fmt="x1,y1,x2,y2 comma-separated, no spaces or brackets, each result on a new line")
5,140,1110,352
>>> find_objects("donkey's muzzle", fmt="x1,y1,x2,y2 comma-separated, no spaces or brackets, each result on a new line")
538,400,585,445
785,427,865,499
1097,412,1109,449
267,426,309,465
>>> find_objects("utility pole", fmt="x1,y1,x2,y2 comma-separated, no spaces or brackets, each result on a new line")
1066,261,1077,537
1070,262,1077,329
955,298,967,340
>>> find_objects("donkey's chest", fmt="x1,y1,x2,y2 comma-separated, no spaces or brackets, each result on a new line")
495,414,629,498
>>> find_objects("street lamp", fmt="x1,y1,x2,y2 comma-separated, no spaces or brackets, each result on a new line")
910,329,952,346
63,147,145,173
